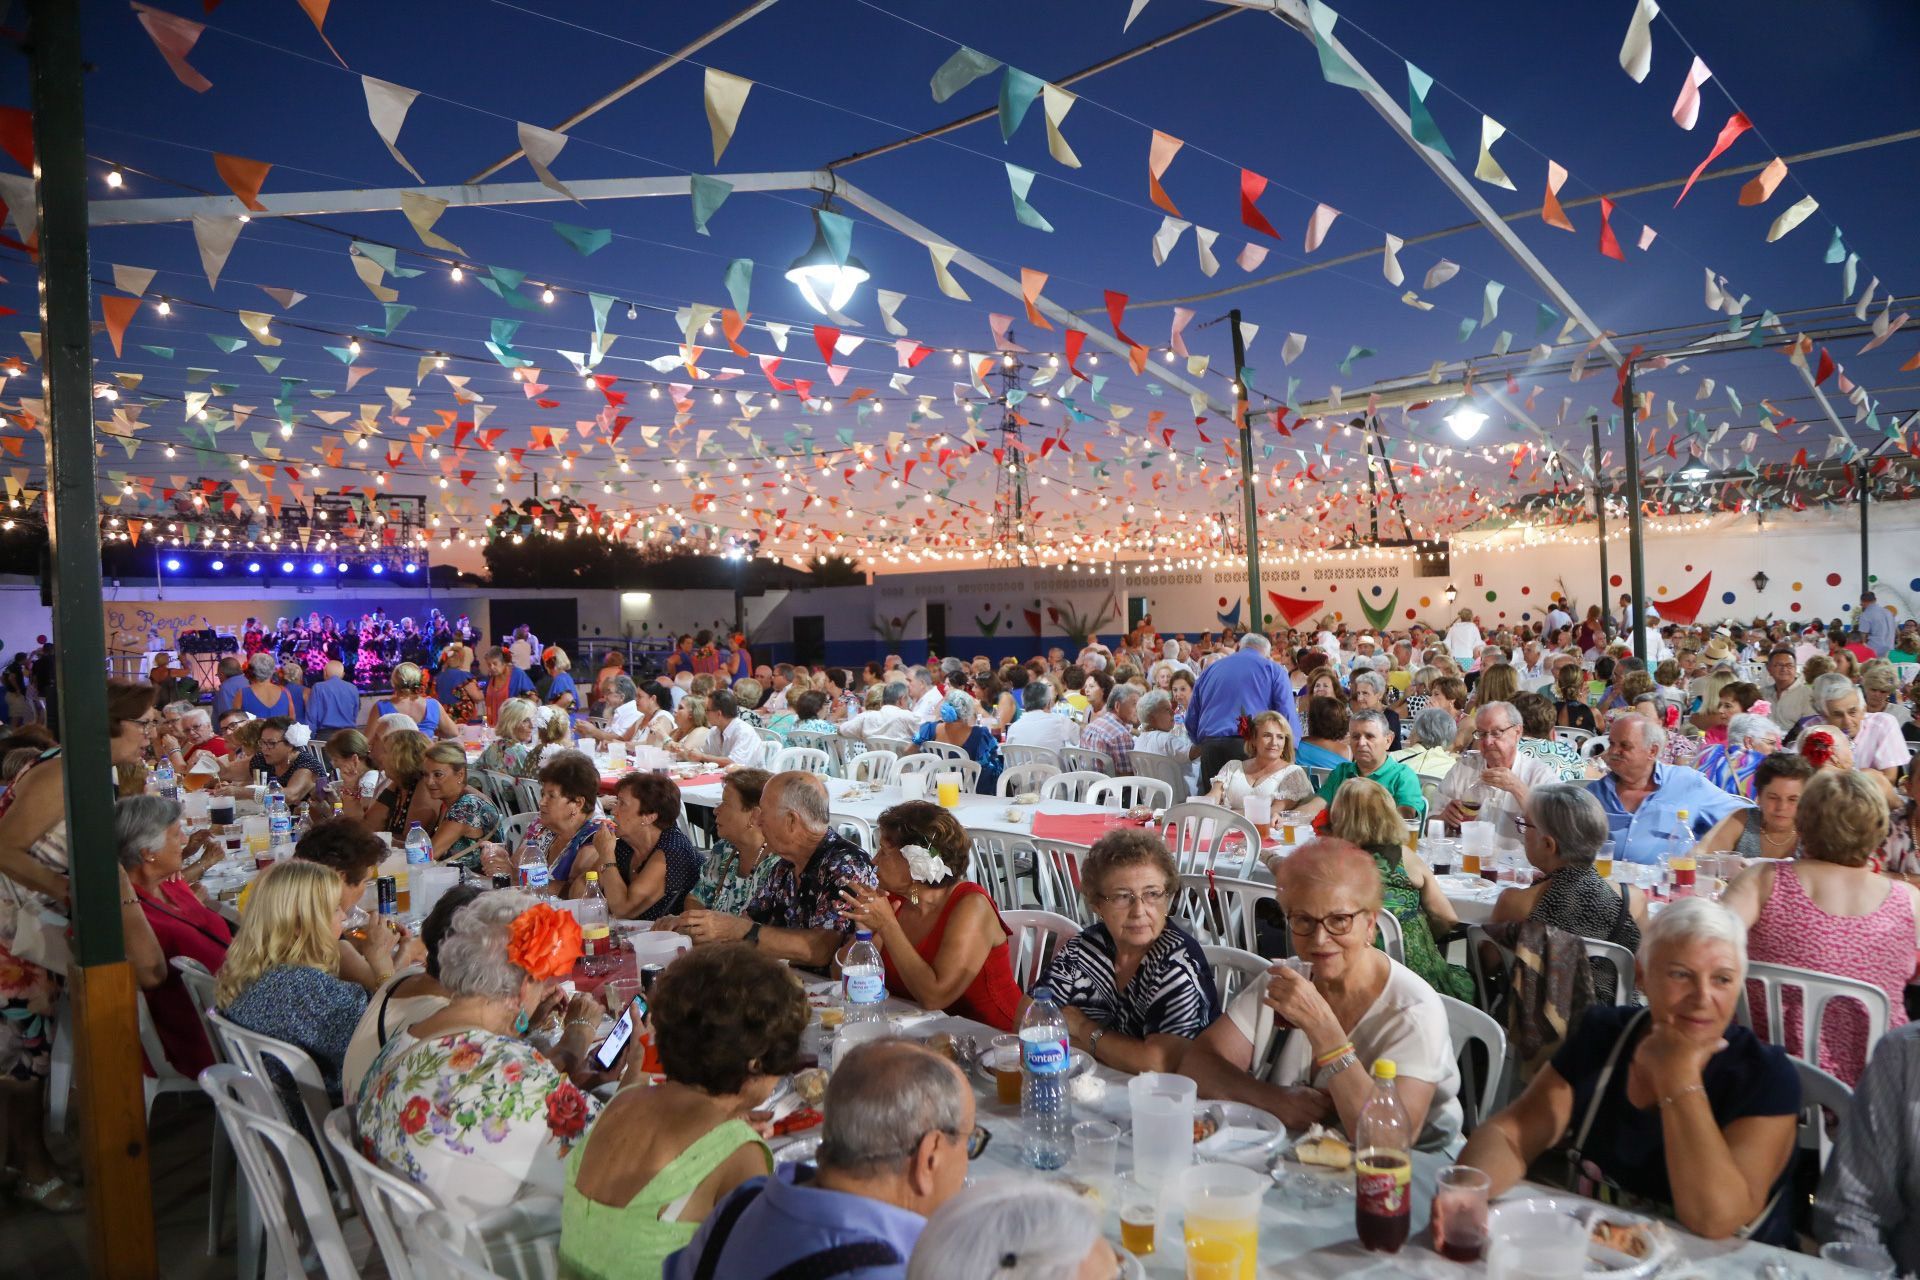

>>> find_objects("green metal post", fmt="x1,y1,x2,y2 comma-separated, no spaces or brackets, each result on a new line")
1230,309,1262,634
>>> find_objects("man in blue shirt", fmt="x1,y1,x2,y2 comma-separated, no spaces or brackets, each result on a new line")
210,656,247,719
1857,591,1897,658
1585,716,1749,863
1185,633,1301,792
305,660,363,741
665,1040,974,1280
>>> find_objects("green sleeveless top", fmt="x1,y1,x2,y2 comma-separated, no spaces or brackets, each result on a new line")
559,1115,769,1280
1366,845,1475,1002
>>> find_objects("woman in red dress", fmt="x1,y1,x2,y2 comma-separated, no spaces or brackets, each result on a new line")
838,801,1023,1032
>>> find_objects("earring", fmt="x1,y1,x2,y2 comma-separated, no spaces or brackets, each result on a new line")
512,1009,531,1036
908,890,921,907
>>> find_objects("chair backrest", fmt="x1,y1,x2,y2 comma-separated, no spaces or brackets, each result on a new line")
1128,749,1190,805
895,754,945,778
1551,726,1593,749
834,815,875,854
1579,735,1609,760
939,760,983,795
510,777,542,816
470,770,510,811
170,955,222,1064
1738,960,1891,1070
866,735,916,757
1031,840,1090,924
846,749,897,785
1060,746,1116,775
207,1009,353,1193
1001,910,1083,993
1305,765,1333,792
1201,944,1269,1005
1440,994,1508,1134
1085,776,1173,811
1039,771,1108,804
968,833,1035,911
501,812,538,853
823,734,863,777
1790,1058,1852,1175
786,729,837,755
771,746,831,775
920,739,970,762
411,1210,509,1280
1372,907,1406,964
755,727,784,750
997,762,1060,798
1001,744,1063,772
1583,938,1638,1006
1161,801,1264,877
1172,872,1275,954
200,1064,360,1280
323,1107,437,1280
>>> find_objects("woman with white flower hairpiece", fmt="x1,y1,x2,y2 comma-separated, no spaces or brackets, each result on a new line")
245,715,327,806
837,800,1022,1031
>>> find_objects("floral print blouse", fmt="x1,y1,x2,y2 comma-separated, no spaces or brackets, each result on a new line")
439,790,505,873
354,1028,600,1221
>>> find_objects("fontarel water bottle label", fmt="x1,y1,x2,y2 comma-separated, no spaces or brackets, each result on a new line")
1021,1029,1069,1074
845,971,886,1005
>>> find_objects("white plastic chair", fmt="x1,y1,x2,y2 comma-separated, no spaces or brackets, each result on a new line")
1039,771,1108,803
1580,736,1610,760
1551,726,1593,749
200,1064,360,1280
1583,938,1638,1006
135,990,202,1116
920,739,970,762
895,754,946,779
1467,926,1638,1011
866,735,916,757
1032,840,1091,924
1441,994,1508,1134
1739,960,1892,1072
1172,871,1275,955
1162,801,1264,877
1085,776,1173,811
755,727,784,752
771,746,830,775
997,762,1060,798
172,956,235,1252
410,1210,508,1280
1202,944,1269,1005
1060,746,1116,775
207,1010,354,1209
786,729,837,756
1001,744,1063,772
846,749,897,785
1372,907,1406,964
823,734,864,778
834,815,875,853
323,1108,436,1280
968,834,1036,911
1002,910,1082,993
1129,749,1191,805
501,812,537,853
1791,1058,1852,1176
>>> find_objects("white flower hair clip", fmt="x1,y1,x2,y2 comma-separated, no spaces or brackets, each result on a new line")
284,723,312,750
899,844,952,884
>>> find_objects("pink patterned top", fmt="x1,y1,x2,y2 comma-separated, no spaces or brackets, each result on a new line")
1745,864,1914,1086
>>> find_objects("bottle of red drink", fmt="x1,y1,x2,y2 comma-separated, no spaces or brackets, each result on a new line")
1355,1059,1412,1253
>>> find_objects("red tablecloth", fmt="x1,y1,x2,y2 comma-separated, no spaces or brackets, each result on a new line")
1029,811,1142,845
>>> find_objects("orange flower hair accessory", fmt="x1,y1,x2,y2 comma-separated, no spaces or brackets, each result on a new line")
507,903,584,981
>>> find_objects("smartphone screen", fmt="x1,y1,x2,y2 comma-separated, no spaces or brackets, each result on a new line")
591,996,646,1072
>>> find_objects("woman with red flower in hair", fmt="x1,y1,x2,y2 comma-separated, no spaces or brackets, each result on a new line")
354,890,606,1228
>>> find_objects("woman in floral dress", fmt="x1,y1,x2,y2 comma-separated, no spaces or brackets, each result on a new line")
420,742,505,874
355,892,606,1222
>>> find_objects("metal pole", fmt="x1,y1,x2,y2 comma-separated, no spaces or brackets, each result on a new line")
1230,309,1262,635
1589,412,1610,621
1620,364,1649,664
1360,417,1379,544
1858,461,1871,592
29,0,156,1273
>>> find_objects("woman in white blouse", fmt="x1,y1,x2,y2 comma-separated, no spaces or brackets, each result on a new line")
577,677,677,750
1207,711,1313,813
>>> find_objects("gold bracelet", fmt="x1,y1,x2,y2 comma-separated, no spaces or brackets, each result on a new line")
1658,1083,1706,1109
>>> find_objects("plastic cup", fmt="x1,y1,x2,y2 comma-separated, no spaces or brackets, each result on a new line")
936,775,961,808
899,772,927,801
1818,1241,1897,1274
603,977,641,1017
1117,1173,1158,1257
1129,1072,1197,1189
1488,1207,1588,1280
1176,1163,1265,1280
1430,1165,1491,1262
1072,1118,1119,1185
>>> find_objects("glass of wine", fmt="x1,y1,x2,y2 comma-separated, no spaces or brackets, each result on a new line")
1430,1165,1491,1262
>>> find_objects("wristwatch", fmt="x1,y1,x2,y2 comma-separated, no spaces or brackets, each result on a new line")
743,921,762,946
1089,1026,1109,1055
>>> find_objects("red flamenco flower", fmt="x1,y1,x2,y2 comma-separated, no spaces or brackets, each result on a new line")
400,1096,431,1136
507,903,584,982
545,1081,591,1142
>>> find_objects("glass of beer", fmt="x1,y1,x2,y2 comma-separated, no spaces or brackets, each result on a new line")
988,1040,1023,1106
1460,847,1482,877
1594,840,1615,880
1117,1173,1157,1256
182,769,213,793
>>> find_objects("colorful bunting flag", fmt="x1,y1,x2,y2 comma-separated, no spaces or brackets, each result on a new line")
1674,113,1752,206
1147,131,1182,216
1542,160,1575,231
132,3,212,92
930,47,1000,103
1240,170,1281,238
704,69,752,163
1405,63,1453,157
1005,163,1053,232
1474,116,1516,190
362,77,424,181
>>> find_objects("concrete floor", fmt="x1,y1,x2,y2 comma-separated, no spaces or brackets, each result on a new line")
3,1095,386,1279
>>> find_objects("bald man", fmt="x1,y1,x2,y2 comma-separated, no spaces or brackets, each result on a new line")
1180,838,1463,1150
675,772,876,971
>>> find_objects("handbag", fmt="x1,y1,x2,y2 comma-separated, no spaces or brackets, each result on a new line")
0,878,70,976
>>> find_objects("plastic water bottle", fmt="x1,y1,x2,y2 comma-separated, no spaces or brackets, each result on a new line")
1019,987,1073,1170
150,757,179,803
405,822,432,867
266,782,291,847
841,930,886,1024
516,843,551,895
577,872,611,975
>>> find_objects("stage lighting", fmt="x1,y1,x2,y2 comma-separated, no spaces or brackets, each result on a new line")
310,563,326,575
280,560,294,573
210,559,224,571
247,562,261,574
338,562,349,572
404,563,418,575
371,564,385,575
164,558,181,572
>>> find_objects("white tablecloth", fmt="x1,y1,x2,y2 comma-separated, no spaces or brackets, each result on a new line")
679,775,1121,837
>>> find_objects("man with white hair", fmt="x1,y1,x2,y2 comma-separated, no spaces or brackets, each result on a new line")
1002,681,1080,752
839,682,921,745
1516,640,1549,687
1694,712,1782,798
1160,638,1194,676
1811,672,1910,781
1586,716,1749,862
1185,633,1303,792
1435,703,1557,840
666,1040,973,1279
907,666,942,724
1079,682,1141,773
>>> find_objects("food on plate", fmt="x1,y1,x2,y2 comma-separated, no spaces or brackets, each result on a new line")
925,1031,959,1061
790,1067,829,1107
1293,1125,1353,1170
1589,1219,1651,1259
771,1106,822,1137
1068,1073,1107,1104
1193,1112,1220,1144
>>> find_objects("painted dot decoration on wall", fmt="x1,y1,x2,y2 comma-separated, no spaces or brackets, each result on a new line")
1217,597,1228,608
1610,574,1623,587
1484,590,1497,603
1685,565,1693,573
1419,596,1431,608
1909,578,1920,592
1520,586,1531,595
1371,585,1383,597
1792,582,1803,592
1657,585,1668,595
1791,603,1802,613
1405,609,1417,620
1722,591,1737,605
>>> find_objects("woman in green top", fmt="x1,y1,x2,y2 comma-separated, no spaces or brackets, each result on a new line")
1323,777,1473,1001
560,942,807,1280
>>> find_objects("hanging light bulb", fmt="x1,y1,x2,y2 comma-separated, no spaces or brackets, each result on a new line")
784,220,870,314
156,300,171,316
540,288,556,304
450,266,464,282
1444,405,1488,441
105,169,124,188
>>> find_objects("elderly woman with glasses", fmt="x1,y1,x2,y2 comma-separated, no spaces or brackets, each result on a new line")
1037,830,1218,1073
117,794,230,1078
239,715,327,806
1812,672,1911,782
1184,839,1463,1146
1460,898,1801,1242
355,890,605,1222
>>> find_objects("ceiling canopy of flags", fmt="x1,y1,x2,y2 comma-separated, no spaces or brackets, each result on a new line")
1,0,1917,573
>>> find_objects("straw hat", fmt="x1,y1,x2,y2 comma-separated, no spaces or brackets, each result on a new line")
1702,636,1736,663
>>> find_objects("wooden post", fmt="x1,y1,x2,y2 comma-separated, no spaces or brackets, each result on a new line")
29,0,157,1273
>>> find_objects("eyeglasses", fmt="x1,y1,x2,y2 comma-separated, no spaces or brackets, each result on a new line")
856,1124,992,1164
1472,725,1519,740
1287,910,1366,937
1511,816,1535,834
258,737,286,749
1097,886,1172,910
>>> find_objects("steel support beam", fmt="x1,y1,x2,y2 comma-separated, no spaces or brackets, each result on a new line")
1621,364,1649,664
1230,310,1262,632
